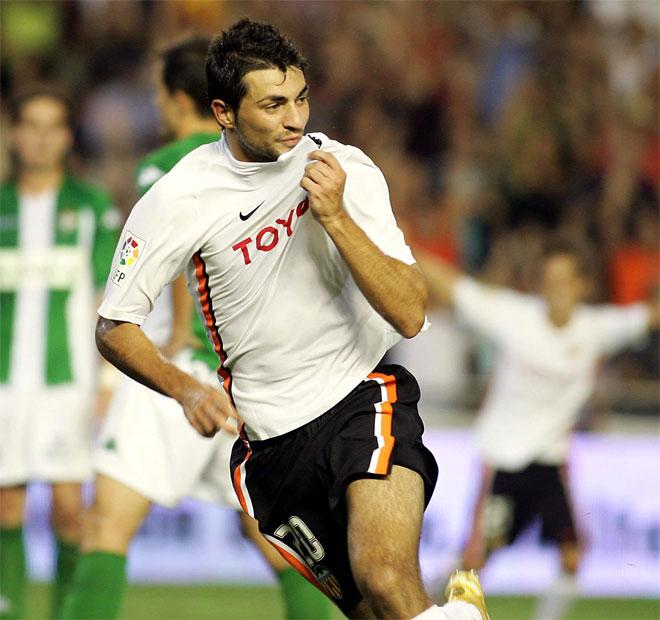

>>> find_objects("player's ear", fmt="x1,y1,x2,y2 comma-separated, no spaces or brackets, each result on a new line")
211,99,235,130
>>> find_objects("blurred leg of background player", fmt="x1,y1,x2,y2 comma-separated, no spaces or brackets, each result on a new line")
0,485,27,619
0,483,82,620
58,353,330,620
462,465,580,620
60,476,328,620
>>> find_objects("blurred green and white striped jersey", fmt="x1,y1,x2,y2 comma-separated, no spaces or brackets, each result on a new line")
0,176,119,387
134,132,219,371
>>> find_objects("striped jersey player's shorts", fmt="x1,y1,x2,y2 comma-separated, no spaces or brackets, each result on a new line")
230,364,438,614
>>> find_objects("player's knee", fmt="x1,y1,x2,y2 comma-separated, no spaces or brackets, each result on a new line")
352,558,407,605
51,505,82,542
82,502,136,553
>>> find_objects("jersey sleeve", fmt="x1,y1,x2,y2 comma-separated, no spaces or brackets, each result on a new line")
453,276,525,342
590,303,650,355
98,178,203,326
340,148,416,265
90,191,122,288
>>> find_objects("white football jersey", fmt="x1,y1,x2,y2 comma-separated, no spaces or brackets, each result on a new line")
99,133,415,439
454,277,649,471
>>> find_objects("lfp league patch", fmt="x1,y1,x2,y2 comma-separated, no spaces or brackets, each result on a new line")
111,231,146,286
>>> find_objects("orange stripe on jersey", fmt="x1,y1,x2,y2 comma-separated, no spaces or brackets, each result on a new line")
192,251,233,399
367,372,398,475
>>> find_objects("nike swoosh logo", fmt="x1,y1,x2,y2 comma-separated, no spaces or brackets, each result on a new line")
239,201,265,221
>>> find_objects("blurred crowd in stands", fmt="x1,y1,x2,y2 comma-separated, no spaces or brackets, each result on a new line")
2,0,658,398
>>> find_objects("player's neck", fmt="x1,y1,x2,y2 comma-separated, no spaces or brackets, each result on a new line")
18,167,65,195
175,116,218,140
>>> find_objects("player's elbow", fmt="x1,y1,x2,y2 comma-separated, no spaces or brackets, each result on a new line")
95,316,122,362
398,310,425,339
398,269,427,338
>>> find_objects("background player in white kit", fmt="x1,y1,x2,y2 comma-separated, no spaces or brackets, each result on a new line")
60,37,329,620
0,90,119,619
420,240,659,620
93,19,489,620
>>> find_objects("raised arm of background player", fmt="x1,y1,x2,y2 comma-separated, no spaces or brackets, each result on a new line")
302,150,427,338
415,250,660,330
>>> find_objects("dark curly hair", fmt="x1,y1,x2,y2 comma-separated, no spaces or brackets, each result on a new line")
161,36,213,118
206,18,308,112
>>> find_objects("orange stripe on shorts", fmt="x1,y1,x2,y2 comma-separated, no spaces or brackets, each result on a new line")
367,372,398,475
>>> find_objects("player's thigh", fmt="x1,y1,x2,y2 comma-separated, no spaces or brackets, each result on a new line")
346,465,425,571
0,484,27,527
82,474,152,553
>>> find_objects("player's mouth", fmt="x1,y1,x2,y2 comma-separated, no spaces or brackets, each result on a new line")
280,135,302,147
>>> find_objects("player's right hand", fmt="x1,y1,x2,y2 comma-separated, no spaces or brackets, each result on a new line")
178,380,239,438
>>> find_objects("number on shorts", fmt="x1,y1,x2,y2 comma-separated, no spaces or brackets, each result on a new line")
274,516,325,564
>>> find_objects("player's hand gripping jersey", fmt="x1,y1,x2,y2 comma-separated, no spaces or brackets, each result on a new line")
99,134,416,439
454,277,650,471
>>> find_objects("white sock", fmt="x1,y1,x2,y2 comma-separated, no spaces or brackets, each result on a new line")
413,602,483,620
534,572,577,620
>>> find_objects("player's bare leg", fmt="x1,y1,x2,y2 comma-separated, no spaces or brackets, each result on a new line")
51,482,83,544
239,511,289,570
0,485,27,619
81,474,151,554
347,600,377,619
0,485,25,528
534,541,580,620
462,467,494,571
58,475,152,619
346,465,429,618
51,482,84,618
346,466,487,620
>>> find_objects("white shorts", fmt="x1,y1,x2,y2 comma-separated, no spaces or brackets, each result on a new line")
93,350,240,510
0,386,93,486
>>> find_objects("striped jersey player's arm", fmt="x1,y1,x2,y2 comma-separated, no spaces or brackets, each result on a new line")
99,165,204,330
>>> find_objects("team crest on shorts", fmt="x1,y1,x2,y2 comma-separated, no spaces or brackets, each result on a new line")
314,565,343,600
112,230,146,286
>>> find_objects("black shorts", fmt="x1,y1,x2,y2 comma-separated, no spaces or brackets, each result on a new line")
230,364,438,614
485,463,577,548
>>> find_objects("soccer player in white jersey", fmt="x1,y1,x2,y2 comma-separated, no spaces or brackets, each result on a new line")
93,19,489,620
60,37,329,620
420,240,659,620
0,90,119,619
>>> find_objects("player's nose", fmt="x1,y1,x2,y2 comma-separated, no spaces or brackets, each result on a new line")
283,103,305,131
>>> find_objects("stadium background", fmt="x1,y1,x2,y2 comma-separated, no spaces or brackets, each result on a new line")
1,1,658,619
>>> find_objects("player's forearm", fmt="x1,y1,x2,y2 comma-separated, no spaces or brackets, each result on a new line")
95,316,196,402
321,212,427,338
